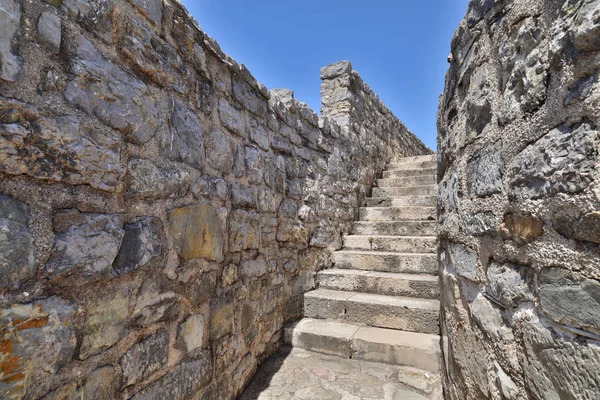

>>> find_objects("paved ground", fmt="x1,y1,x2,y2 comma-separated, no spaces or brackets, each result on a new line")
241,347,442,400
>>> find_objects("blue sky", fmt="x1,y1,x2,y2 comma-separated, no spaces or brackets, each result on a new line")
181,1,470,150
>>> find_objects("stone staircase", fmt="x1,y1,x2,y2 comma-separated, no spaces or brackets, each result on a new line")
284,154,442,397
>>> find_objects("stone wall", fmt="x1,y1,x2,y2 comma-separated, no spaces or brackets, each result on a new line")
438,0,600,398
0,0,430,398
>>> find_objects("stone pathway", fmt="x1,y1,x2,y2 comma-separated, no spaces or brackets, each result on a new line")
243,155,442,399
240,347,441,400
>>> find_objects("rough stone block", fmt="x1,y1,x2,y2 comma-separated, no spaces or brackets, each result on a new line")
228,210,260,252
320,61,352,79
168,204,224,262
0,193,34,289
113,217,164,276
121,330,169,386
163,99,204,170
0,0,21,81
177,314,206,352
37,11,61,52
219,99,246,138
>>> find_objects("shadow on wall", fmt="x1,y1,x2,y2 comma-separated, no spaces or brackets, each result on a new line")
438,0,600,398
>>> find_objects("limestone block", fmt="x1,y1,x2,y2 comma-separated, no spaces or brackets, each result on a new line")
127,0,163,26
231,183,257,210
0,97,122,192
240,257,268,279
205,128,234,173
163,99,205,170
168,204,224,262
539,268,600,334
127,158,191,200
121,330,169,386
191,177,229,202
448,242,479,282
0,193,34,289
320,61,352,79
500,213,543,244
187,271,217,307
80,285,134,359
113,217,164,276
228,210,260,252
245,146,263,185
218,99,246,138
131,353,212,400
132,276,179,327
176,314,205,353
0,297,76,399
509,122,598,199
43,366,118,400
64,36,160,144
486,261,532,308
249,118,270,150
37,11,61,52
467,152,503,198
46,212,125,280
0,0,21,81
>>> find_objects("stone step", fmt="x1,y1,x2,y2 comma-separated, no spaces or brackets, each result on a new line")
343,235,436,253
359,207,436,221
353,220,437,236
387,160,437,170
382,168,437,179
365,196,437,208
372,186,438,197
304,289,440,334
318,269,439,299
389,154,436,164
378,175,437,188
334,250,437,274
284,318,442,372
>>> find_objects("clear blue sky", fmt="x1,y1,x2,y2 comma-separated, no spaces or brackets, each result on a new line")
181,1,470,150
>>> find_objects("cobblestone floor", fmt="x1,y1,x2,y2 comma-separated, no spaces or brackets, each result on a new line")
241,347,441,400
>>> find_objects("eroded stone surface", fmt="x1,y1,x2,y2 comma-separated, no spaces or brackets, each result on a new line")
0,97,122,192
168,204,224,262
127,158,191,200
163,99,204,170
113,217,163,276
0,0,21,81
0,193,34,289
64,36,160,144
121,330,169,386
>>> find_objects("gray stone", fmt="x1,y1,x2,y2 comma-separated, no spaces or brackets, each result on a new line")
466,0,495,27
205,128,233,173
467,152,503,197
310,220,339,248
80,285,133,359
494,361,519,400
191,177,229,202
539,268,600,333
62,0,115,42
521,314,600,400
245,146,263,185
233,77,266,115
0,194,34,289
551,0,600,57
565,72,598,105
234,143,246,177
320,61,352,79
127,158,191,200
132,276,179,327
219,99,246,138
132,353,212,400
168,204,224,262
37,11,61,52
187,271,217,307
240,257,268,279
555,210,600,244
0,96,122,192
258,189,282,213
464,66,492,140
439,171,459,218
64,36,160,144
0,0,21,81
177,314,205,352
127,0,163,26
113,217,163,276
121,330,169,386
0,297,76,400
499,17,548,122
221,264,238,287
486,261,531,308
509,122,598,199
119,16,185,92
229,210,260,252
163,99,204,170
249,118,270,150
469,294,506,340
46,212,124,280
231,183,257,210
42,366,119,400
448,242,479,282
459,211,496,236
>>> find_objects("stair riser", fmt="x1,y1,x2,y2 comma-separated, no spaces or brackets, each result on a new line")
352,338,441,372
390,155,436,164
382,169,437,179
387,161,437,170
365,197,437,207
318,273,440,299
285,330,353,358
334,253,437,274
353,221,436,236
359,207,436,221
343,236,436,253
373,186,438,197
378,176,437,188
304,297,439,334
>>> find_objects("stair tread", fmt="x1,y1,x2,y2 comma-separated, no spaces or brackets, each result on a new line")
335,250,436,256
318,268,439,281
346,235,437,239
305,288,440,310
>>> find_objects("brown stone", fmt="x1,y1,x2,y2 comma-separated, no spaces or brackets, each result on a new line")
500,213,543,244
168,204,224,262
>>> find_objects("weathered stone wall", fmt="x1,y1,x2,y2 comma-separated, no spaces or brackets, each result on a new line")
438,0,600,398
0,0,430,398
